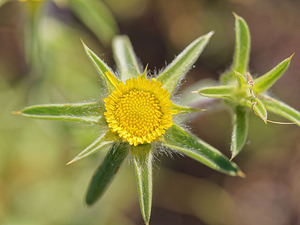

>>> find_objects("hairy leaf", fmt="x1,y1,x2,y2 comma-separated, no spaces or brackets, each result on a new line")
232,13,250,75
14,102,105,124
243,98,267,123
157,32,213,94
131,144,153,225
171,104,204,114
262,95,300,126
67,131,114,165
82,41,119,93
254,55,293,93
86,142,129,205
197,85,234,100
230,106,248,159
113,35,142,80
221,14,250,84
163,125,244,177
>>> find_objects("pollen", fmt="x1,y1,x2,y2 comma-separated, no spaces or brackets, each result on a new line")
104,75,177,146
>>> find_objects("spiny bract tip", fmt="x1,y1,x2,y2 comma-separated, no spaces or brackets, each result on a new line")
12,111,21,115
237,170,246,178
232,12,239,18
66,158,78,165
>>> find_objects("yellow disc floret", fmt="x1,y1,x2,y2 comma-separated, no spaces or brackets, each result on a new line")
104,75,177,146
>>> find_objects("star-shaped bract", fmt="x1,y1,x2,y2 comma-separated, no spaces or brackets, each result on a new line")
195,14,300,159
15,33,243,224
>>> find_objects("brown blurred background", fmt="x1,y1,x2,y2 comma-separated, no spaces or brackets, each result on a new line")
0,0,300,224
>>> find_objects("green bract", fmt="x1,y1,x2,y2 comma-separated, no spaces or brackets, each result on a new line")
14,33,243,225
195,14,300,159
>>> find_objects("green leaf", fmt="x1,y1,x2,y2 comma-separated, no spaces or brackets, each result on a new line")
230,106,248,159
170,104,204,114
253,54,293,93
86,142,129,205
233,70,247,87
163,125,244,177
179,79,220,107
197,85,234,100
112,35,142,80
131,144,153,225
243,97,268,123
221,14,250,84
262,95,300,126
14,102,106,124
82,41,119,93
232,13,250,75
69,0,119,45
157,31,214,94
67,131,114,165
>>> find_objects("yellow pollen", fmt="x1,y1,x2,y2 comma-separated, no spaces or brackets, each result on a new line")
104,75,177,146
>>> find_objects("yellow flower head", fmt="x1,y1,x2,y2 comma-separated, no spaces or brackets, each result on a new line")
104,75,177,146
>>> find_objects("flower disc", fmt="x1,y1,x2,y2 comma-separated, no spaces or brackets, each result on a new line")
104,75,176,146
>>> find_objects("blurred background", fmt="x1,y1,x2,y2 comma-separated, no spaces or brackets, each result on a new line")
1,0,300,224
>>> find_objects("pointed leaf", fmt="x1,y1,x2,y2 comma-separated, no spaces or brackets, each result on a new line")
179,79,220,106
157,31,214,94
197,85,234,100
243,98,267,123
232,13,250,75
253,55,293,93
70,0,119,45
221,14,250,84
170,104,204,114
82,41,119,93
67,131,114,165
233,70,247,87
131,144,153,225
113,35,142,80
105,71,120,89
262,95,300,126
163,125,243,177
141,64,148,79
230,106,248,159
86,142,129,205
14,102,106,124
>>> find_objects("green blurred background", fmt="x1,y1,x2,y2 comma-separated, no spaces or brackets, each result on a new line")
1,0,300,224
